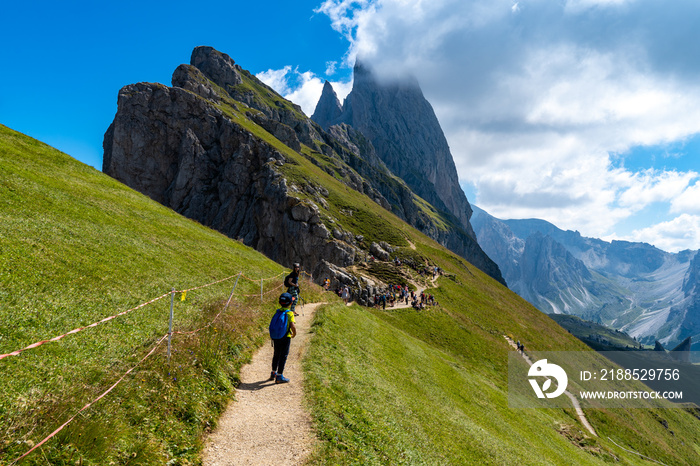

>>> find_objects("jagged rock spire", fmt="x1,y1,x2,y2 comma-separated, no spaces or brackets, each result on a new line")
311,60,505,284
311,81,343,129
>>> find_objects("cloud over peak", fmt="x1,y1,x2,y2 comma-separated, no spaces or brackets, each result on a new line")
310,0,700,251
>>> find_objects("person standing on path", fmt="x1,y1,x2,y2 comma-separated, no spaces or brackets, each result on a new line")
269,293,297,384
284,263,301,316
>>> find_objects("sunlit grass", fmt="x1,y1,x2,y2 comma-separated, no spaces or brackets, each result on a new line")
0,124,308,464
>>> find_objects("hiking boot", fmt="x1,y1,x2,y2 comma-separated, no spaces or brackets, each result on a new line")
275,374,290,384
269,371,277,381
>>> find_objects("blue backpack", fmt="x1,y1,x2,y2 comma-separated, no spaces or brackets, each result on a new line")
269,308,289,339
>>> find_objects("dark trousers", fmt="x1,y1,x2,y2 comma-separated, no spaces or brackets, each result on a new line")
272,337,291,375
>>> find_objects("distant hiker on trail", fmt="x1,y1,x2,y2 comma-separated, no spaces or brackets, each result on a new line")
323,278,330,291
268,293,297,384
284,263,301,316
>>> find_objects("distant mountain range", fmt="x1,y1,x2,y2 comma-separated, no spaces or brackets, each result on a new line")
471,206,699,350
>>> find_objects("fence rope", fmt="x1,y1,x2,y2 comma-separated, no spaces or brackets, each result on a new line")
173,273,241,337
240,271,286,283
9,269,289,462
176,272,240,293
10,334,169,465
242,282,284,298
0,291,172,361
0,270,286,362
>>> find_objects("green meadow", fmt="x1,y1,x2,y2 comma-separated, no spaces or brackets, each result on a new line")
0,124,323,464
2,119,699,466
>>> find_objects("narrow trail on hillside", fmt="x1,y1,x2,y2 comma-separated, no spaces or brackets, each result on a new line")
202,303,321,465
388,273,439,310
503,336,597,437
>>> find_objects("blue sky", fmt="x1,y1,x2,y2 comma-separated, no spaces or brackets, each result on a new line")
0,0,349,169
2,1,699,253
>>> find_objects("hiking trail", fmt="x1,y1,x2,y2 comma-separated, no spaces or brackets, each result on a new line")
202,302,321,465
201,273,598,465
504,336,597,437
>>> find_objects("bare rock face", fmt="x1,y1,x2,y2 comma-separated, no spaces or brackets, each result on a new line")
311,81,343,130
370,242,391,261
312,62,504,285
314,62,473,232
190,46,242,92
103,77,353,272
104,46,503,286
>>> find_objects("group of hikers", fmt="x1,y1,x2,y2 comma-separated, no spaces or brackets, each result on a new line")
371,284,437,310
268,261,441,385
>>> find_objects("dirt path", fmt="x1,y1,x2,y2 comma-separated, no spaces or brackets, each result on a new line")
503,336,597,437
387,273,439,310
202,303,321,465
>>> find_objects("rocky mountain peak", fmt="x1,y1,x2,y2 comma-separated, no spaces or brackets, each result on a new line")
316,60,475,236
105,46,504,289
190,46,242,92
309,60,505,283
351,59,421,90
311,81,343,129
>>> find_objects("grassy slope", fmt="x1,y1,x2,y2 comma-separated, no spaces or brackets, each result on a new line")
0,124,328,464
2,77,700,466
304,246,700,463
550,314,647,350
220,64,700,460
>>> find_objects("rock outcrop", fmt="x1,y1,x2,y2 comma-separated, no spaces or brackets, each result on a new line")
103,52,356,273
104,46,504,289
313,62,503,284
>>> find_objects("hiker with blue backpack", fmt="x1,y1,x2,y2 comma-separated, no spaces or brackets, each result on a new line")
269,292,297,384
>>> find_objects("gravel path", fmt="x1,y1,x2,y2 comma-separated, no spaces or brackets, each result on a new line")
503,335,597,437
202,303,320,465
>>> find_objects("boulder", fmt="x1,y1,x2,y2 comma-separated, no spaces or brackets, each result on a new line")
370,242,391,261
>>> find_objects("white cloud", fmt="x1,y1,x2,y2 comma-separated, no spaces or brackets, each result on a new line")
317,0,700,251
672,181,700,215
256,66,294,95
622,214,700,253
285,71,325,117
256,67,352,117
564,0,633,14
315,0,374,42
616,170,698,210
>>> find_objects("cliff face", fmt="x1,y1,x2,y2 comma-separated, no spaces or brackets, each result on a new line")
677,253,700,350
104,46,504,288
314,63,473,233
103,48,355,274
311,81,343,130
313,63,503,284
